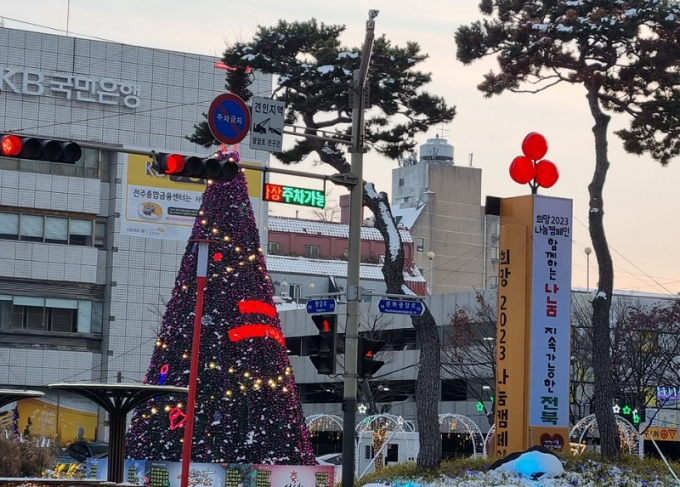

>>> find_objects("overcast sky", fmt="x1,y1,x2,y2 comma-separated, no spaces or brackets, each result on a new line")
3,0,680,295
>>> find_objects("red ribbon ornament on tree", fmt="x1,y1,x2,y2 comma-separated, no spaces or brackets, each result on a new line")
509,132,559,193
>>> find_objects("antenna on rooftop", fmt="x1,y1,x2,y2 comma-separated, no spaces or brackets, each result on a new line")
437,123,449,139
469,153,474,167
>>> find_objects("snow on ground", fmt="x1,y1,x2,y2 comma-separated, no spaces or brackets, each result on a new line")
362,449,680,486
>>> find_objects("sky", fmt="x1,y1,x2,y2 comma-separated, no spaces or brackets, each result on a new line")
3,0,680,295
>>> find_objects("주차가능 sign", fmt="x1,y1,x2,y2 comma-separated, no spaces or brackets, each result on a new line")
263,183,325,208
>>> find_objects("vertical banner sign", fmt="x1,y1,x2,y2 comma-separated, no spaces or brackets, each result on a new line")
528,195,572,449
494,224,528,457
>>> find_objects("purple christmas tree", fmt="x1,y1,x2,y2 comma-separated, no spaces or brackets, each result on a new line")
126,152,315,464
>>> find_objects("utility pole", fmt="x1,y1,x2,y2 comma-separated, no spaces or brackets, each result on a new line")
342,9,378,487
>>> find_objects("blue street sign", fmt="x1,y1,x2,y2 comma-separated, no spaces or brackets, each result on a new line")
208,93,251,145
378,299,424,316
306,298,337,314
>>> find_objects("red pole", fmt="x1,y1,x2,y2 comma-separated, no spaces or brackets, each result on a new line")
180,241,209,487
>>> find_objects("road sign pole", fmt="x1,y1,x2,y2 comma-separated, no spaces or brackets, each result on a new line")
343,10,377,487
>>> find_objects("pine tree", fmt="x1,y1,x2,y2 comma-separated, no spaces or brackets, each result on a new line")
126,152,315,464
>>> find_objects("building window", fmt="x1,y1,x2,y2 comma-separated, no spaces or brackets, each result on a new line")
399,178,404,187
304,245,320,258
416,238,424,252
268,241,280,254
0,294,102,335
0,211,100,247
489,275,498,289
94,220,107,249
403,196,410,203
0,213,19,240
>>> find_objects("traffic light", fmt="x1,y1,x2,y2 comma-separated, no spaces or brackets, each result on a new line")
358,336,385,379
153,152,239,181
308,314,337,375
1,134,82,163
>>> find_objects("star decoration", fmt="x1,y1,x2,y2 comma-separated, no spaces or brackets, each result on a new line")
476,402,484,412
357,404,368,414
622,405,632,415
612,404,621,414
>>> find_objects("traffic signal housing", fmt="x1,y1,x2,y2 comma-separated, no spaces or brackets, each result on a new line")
153,152,240,181
358,336,385,379
308,314,337,375
1,134,82,163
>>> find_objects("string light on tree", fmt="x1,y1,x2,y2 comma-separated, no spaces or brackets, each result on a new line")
125,151,314,465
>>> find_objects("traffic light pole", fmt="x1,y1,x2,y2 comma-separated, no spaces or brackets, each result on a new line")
342,10,377,487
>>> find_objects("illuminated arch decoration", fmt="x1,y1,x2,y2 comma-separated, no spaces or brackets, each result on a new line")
355,413,418,478
484,424,495,457
305,413,343,440
439,413,486,458
569,414,641,457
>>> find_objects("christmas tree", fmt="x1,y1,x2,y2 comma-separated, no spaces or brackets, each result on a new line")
126,151,315,464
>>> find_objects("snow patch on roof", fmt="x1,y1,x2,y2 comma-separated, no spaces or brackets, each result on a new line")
268,216,413,243
265,254,425,283
392,202,426,230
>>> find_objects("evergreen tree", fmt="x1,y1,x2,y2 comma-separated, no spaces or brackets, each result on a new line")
189,18,454,470
126,151,315,464
455,0,680,459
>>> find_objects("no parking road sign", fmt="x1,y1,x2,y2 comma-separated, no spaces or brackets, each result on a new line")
208,93,251,145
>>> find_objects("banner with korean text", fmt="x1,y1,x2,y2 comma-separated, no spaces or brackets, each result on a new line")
121,154,263,241
528,195,572,448
494,224,528,457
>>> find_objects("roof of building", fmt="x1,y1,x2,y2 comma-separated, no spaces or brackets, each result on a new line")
268,216,413,243
265,254,425,283
391,202,427,230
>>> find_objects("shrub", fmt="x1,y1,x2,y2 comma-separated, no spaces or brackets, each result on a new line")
0,437,56,477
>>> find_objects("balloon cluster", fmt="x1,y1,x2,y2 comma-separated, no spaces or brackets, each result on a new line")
509,132,559,194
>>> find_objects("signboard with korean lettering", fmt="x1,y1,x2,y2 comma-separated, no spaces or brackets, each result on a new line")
122,154,263,241
250,96,285,152
378,299,424,316
494,224,528,457
208,93,251,145
497,194,573,454
528,196,572,438
263,183,325,209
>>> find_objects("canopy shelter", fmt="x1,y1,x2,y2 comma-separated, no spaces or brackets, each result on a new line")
0,388,44,408
48,382,187,483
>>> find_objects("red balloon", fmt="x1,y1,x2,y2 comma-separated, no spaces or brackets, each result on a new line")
509,156,535,184
535,160,559,188
521,132,548,160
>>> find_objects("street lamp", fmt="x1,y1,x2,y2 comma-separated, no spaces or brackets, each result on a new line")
584,247,592,292
427,251,435,295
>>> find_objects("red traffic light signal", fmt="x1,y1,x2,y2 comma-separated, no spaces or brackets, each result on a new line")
358,337,385,379
309,315,337,375
1,134,82,163
153,152,240,181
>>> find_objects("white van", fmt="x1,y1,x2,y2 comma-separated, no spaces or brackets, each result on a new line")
356,431,419,477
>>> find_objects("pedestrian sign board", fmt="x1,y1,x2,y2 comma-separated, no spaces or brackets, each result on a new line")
378,299,424,316
306,299,337,314
250,96,285,152
208,93,251,145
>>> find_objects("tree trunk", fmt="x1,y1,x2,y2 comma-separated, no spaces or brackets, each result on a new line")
585,86,620,460
363,183,442,469
314,147,442,470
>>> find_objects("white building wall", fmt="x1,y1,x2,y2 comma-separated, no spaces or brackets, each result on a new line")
0,26,272,391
